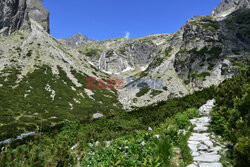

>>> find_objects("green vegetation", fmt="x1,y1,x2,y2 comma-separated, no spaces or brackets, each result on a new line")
188,46,222,58
198,71,211,81
0,107,201,167
189,16,220,32
0,65,122,141
26,50,32,57
0,82,215,165
150,90,163,97
148,57,164,69
0,61,248,166
191,71,211,81
163,86,168,91
225,8,250,45
84,48,100,57
208,63,216,70
80,108,200,166
184,80,190,85
210,67,250,167
136,82,150,97
164,47,173,57
119,47,126,55
106,49,114,58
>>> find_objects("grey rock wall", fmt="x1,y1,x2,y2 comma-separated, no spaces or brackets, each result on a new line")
0,0,49,35
0,0,30,34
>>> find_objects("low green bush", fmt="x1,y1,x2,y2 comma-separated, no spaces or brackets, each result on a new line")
174,113,190,129
184,108,201,119
211,67,250,166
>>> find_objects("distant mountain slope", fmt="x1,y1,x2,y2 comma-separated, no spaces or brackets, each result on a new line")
75,8,250,109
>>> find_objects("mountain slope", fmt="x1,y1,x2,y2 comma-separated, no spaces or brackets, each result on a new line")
74,8,250,109
0,0,122,141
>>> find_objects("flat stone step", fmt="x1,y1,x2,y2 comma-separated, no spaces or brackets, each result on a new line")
187,164,197,167
188,144,198,152
189,133,210,141
193,154,221,162
194,122,210,127
198,145,208,151
194,126,208,133
192,151,200,157
203,140,213,148
188,141,200,145
209,146,222,153
199,162,223,167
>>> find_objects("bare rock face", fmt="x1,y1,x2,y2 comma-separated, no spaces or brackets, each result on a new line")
0,0,30,35
0,0,49,35
211,0,250,17
78,37,162,74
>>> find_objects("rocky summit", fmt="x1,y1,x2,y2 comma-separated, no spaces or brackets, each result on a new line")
0,0,249,166
211,0,250,17
59,33,98,48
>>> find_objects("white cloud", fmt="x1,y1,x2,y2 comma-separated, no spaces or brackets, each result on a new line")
124,32,130,39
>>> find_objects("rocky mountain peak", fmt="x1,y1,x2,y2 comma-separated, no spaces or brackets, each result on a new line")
0,0,49,35
210,0,250,17
59,33,98,48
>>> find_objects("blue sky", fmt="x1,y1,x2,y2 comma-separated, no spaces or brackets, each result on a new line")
43,0,221,41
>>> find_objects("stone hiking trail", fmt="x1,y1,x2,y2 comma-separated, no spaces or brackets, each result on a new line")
187,99,227,167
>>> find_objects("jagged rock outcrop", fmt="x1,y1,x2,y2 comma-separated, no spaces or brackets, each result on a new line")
0,0,49,35
211,0,250,17
174,8,250,88
26,0,50,33
59,33,98,48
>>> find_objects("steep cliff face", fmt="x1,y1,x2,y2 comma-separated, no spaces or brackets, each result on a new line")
0,0,49,35
0,0,30,34
211,0,250,17
174,9,250,87
77,34,167,74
